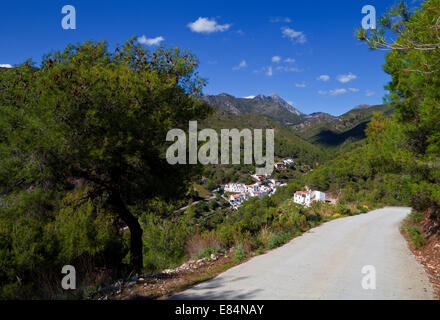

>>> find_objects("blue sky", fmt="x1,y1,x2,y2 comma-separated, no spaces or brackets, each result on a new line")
0,0,411,115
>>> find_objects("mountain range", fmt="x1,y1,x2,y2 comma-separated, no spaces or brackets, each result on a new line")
201,93,304,127
201,93,394,148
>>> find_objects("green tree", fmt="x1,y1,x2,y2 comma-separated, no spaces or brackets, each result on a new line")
359,0,440,234
0,38,212,272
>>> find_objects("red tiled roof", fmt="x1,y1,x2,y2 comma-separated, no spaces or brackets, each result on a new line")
295,191,311,195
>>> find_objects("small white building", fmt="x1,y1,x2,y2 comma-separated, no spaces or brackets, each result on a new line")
294,190,326,207
229,192,252,210
311,191,326,202
224,183,246,193
283,159,296,166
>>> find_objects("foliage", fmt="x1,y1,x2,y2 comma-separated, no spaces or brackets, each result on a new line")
0,37,212,273
266,232,290,250
359,0,440,236
0,187,124,299
402,211,427,248
141,213,190,272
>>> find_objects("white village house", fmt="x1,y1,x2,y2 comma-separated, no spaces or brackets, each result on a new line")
224,179,284,209
293,190,326,207
283,159,296,166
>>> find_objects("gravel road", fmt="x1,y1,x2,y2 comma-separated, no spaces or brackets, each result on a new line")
170,207,434,300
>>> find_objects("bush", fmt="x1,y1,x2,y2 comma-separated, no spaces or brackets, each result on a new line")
331,213,342,219
141,214,190,272
232,244,247,263
335,203,352,216
408,211,424,224
402,211,427,249
0,188,125,299
266,232,290,250
406,226,426,248
356,204,369,214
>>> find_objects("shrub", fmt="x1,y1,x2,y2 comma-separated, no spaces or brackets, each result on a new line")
356,204,369,213
336,203,352,216
141,214,190,272
408,211,424,224
232,244,246,263
406,226,426,248
266,232,290,250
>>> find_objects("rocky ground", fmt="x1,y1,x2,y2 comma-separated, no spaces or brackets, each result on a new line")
405,234,440,299
93,249,238,300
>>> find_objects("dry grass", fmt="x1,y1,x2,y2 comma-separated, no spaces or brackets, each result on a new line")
185,232,222,258
258,226,271,248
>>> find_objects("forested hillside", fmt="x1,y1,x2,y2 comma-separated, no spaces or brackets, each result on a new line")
201,109,324,164
294,104,395,148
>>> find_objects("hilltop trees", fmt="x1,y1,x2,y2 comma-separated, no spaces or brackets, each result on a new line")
0,37,212,272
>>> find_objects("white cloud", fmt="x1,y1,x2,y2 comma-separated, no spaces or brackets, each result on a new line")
266,66,273,76
232,60,247,70
348,88,360,92
284,58,295,63
282,27,307,44
0,64,12,68
270,17,292,23
329,88,348,96
138,35,165,46
366,90,376,97
272,56,282,63
187,17,231,34
318,90,327,95
295,82,307,88
337,72,357,83
317,75,330,82
276,66,301,72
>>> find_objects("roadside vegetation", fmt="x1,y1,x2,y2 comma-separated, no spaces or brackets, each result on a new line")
401,211,426,249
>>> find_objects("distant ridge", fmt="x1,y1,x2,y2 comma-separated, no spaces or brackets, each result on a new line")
201,92,393,149
201,93,304,126
353,104,371,110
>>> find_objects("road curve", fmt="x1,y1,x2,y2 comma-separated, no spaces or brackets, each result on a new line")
170,207,434,300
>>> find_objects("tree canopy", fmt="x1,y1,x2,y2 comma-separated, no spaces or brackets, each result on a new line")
359,0,440,233
0,37,212,272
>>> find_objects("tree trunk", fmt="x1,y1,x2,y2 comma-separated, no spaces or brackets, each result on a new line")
108,191,143,273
